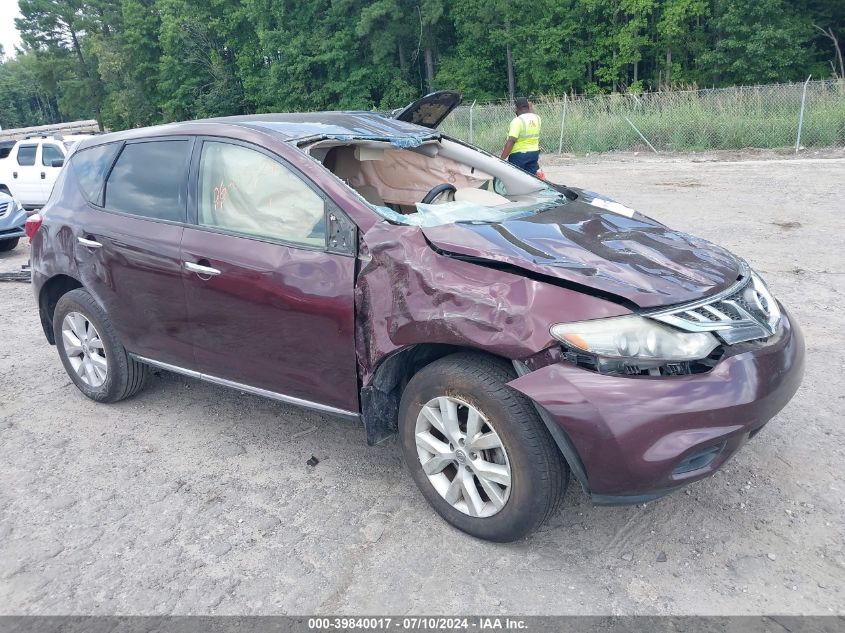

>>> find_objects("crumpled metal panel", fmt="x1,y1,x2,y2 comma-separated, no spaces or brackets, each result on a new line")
421,198,741,309
355,223,629,384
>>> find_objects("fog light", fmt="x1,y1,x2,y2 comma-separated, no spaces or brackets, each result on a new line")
673,443,725,475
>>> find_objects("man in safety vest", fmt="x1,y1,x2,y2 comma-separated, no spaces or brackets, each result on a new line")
500,97,541,175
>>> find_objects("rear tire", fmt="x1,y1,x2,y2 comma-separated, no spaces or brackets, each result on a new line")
53,288,148,403
399,352,567,542
0,238,18,252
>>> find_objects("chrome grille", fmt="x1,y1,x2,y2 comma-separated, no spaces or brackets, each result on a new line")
0,202,9,219
646,264,781,345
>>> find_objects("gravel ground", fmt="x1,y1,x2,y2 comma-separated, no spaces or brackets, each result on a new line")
0,154,843,615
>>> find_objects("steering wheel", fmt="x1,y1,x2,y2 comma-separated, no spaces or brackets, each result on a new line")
421,183,457,204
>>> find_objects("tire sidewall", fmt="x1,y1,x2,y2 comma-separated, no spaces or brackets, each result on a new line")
399,358,557,541
53,290,128,402
0,238,19,252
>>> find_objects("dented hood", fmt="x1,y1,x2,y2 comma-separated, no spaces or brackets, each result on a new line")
420,199,741,309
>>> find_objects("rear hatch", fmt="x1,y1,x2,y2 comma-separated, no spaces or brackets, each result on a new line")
392,91,462,129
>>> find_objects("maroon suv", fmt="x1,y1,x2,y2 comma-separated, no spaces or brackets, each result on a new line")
29,92,804,541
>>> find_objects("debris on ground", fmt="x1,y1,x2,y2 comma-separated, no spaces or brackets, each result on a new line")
771,220,802,230
292,426,318,440
0,270,30,283
306,456,320,467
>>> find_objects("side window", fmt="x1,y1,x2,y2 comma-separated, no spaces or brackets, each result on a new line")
70,143,122,205
42,144,64,166
197,141,325,248
105,140,190,222
17,144,37,166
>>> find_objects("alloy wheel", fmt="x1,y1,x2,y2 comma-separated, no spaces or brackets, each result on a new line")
415,396,512,517
61,312,108,388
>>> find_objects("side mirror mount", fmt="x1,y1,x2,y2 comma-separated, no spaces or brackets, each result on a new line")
51,158,64,168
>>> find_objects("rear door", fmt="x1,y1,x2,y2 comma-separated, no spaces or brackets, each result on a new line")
10,143,41,205
72,138,195,367
181,137,359,413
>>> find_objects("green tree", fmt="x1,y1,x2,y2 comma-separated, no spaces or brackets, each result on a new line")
697,0,817,85
95,0,163,128
0,51,62,128
657,0,708,86
16,0,109,129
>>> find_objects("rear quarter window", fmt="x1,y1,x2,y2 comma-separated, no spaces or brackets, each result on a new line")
70,143,122,206
104,140,190,222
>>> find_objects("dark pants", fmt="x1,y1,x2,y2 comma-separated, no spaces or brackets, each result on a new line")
508,150,540,174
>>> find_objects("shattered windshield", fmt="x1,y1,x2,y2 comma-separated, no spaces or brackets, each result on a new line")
309,136,571,228
372,188,568,227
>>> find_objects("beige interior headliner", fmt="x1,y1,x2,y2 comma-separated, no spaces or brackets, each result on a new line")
305,137,545,207
327,146,489,205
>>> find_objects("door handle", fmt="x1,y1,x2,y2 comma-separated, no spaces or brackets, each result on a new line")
77,236,103,248
12,172,17,179
41,172,46,179
184,261,221,277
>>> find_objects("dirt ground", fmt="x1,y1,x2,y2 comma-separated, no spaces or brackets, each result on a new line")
0,153,843,615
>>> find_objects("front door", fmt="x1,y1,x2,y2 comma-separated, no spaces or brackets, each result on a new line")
181,139,359,413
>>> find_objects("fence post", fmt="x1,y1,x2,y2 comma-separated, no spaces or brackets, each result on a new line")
795,75,812,154
469,100,476,145
558,95,567,154
624,116,658,153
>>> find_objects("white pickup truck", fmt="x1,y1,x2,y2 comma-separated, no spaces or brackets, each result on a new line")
0,134,91,209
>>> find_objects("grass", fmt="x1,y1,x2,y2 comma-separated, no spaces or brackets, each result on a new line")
438,80,845,154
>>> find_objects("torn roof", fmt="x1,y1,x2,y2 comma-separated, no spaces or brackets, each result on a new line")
198,112,439,147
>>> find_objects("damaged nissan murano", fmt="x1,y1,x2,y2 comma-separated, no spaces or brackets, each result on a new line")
29,92,805,541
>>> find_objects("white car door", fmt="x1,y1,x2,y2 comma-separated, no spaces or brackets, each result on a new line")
10,143,42,206
39,143,66,202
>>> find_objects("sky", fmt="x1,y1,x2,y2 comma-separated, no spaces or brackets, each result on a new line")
0,0,22,59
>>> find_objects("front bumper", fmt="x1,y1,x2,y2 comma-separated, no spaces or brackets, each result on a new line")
0,207,27,240
507,307,805,501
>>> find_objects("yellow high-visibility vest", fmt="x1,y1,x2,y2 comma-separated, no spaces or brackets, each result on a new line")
508,113,541,153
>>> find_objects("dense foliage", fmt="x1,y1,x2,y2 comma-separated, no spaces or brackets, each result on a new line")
1,0,843,130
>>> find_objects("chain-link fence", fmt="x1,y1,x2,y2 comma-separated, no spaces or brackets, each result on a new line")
438,80,845,155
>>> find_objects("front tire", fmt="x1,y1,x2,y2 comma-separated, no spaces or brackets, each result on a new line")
53,289,148,403
399,352,567,542
0,238,19,252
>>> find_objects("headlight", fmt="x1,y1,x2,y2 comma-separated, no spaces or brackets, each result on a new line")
550,315,719,361
748,271,781,331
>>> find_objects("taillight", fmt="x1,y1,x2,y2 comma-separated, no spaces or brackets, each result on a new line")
25,213,43,240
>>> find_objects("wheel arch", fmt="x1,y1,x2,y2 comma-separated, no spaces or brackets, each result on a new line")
360,343,591,494
361,344,506,445
38,274,84,344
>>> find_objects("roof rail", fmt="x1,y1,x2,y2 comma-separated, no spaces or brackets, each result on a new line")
22,133,64,141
